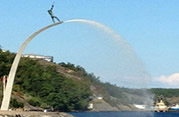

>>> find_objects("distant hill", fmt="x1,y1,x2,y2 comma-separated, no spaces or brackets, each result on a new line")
0,48,179,111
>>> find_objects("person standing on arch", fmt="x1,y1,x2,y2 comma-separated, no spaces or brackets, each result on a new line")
48,4,61,23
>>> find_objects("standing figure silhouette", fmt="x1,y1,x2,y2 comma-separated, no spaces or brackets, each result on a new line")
48,4,60,23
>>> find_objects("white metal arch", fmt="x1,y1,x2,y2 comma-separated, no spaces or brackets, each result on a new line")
1,21,63,110
1,19,123,110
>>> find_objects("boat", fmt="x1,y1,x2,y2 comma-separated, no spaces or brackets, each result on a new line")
154,100,168,112
168,104,179,112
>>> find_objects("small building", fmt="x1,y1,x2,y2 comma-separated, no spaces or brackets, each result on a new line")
22,54,53,62
2,49,7,52
88,103,93,109
97,96,103,100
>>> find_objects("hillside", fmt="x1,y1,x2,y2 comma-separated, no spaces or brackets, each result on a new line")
0,49,179,111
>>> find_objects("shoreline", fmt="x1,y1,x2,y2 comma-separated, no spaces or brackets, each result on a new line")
0,111,74,117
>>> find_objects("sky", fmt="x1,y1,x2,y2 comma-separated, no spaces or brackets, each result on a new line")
1,0,179,88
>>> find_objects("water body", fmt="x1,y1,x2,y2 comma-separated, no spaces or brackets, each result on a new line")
70,112,179,117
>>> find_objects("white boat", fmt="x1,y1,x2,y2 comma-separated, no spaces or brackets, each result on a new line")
154,100,168,112
169,104,179,111
134,104,146,110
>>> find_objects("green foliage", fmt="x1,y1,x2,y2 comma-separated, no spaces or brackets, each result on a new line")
59,62,87,76
15,58,91,111
10,98,24,108
44,75,91,111
28,97,41,107
0,51,91,112
151,88,179,97
0,50,15,77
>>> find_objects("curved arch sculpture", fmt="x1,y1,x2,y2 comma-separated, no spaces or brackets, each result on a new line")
1,19,124,110
1,21,63,110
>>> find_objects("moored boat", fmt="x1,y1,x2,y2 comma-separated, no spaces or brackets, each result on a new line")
168,104,179,112
154,100,168,112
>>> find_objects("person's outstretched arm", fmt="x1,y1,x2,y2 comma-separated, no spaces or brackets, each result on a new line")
51,5,54,10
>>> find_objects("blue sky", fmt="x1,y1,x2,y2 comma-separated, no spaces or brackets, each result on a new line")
1,0,179,88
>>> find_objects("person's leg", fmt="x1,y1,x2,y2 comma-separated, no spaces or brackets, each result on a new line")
54,16,60,22
52,17,55,23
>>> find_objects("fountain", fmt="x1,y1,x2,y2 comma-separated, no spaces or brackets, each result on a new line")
1,19,152,110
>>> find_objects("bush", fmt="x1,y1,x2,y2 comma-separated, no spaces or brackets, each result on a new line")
28,98,41,107
10,98,24,108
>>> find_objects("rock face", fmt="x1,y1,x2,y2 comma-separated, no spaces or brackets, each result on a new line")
0,111,74,117
90,98,119,112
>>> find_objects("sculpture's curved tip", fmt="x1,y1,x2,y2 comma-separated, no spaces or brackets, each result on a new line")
56,21,64,24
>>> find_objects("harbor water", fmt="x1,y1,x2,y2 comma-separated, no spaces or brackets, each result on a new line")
70,111,179,117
